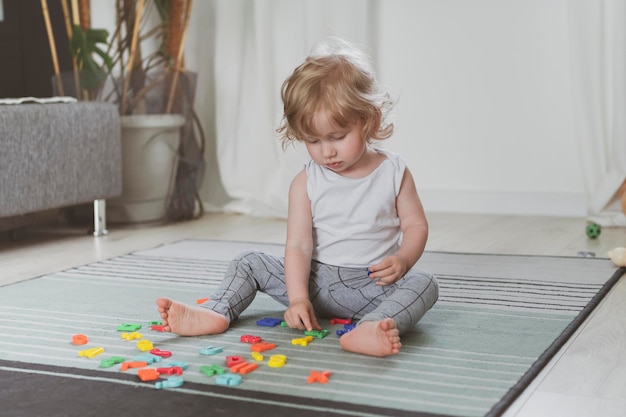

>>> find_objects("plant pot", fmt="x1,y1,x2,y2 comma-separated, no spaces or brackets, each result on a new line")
107,114,185,224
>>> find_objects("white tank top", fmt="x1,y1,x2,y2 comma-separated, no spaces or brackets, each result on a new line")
305,148,406,268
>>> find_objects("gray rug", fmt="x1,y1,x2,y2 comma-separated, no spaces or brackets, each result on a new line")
0,239,622,417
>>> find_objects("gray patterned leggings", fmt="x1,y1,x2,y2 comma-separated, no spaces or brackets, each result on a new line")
200,250,439,334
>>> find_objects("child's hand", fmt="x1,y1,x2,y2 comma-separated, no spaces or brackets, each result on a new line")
284,298,321,331
368,255,409,286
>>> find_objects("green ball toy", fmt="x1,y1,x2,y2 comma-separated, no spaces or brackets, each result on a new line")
585,222,601,239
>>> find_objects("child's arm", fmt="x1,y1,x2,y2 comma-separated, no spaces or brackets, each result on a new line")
283,170,321,331
368,168,428,285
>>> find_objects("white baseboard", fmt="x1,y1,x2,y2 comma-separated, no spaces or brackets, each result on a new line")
419,189,587,217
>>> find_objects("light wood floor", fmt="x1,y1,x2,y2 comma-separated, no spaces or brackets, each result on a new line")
1,212,625,417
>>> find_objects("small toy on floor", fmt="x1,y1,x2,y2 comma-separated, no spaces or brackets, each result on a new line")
292,335,314,346
200,345,224,355
216,374,242,386
71,334,88,345
149,348,172,358
200,364,226,376
586,222,601,239
329,318,352,325
136,340,154,352
78,347,104,358
336,323,356,336
307,370,331,384
157,366,183,376
120,361,147,371
117,323,142,332
608,247,626,267
256,317,283,327
100,356,125,368
155,376,184,389
150,325,167,332
268,354,287,368
137,368,160,382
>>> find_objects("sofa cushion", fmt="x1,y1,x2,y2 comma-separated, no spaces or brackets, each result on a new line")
0,101,122,217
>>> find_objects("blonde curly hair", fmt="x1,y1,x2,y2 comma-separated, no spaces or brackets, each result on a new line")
277,38,394,148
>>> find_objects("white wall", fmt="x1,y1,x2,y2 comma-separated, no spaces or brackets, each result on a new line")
93,1,587,217
376,0,585,216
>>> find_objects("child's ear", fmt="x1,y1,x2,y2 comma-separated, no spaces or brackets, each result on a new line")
370,108,382,135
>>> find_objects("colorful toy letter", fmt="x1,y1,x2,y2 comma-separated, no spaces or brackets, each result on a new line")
230,361,258,374
149,348,172,358
71,334,88,345
120,361,147,371
200,346,224,355
250,341,276,352
200,364,226,377
329,318,353,325
304,329,329,339
156,366,183,376
121,331,143,341
150,325,168,332
133,353,162,364
78,347,104,358
225,356,245,367
307,370,331,384
99,356,125,368
117,324,142,332
136,340,154,352
137,368,160,381
255,318,283,327
292,336,314,346
215,374,242,386
240,334,263,344
155,376,184,389
268,355,287,368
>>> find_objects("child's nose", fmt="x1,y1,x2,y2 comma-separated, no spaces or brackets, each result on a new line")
322,142,336,157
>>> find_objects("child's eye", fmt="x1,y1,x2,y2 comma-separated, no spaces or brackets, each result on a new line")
306,138,319,144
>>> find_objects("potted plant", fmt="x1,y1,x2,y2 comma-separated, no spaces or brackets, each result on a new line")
46,0,205,224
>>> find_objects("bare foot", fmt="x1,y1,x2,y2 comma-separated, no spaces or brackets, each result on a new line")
339,318,401,357
156,297,229,336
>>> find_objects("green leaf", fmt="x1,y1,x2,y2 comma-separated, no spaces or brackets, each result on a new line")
68,25,113,91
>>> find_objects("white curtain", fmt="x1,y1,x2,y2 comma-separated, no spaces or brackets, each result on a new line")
189,0,377,218
569,0,626,226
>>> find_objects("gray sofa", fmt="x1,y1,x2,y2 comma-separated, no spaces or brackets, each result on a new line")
0,101,122,236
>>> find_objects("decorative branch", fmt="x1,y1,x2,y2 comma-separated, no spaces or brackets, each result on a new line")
60,0,83,99
78,0,90,30
166,0,193,114
121,0,145,113
41,0,64,96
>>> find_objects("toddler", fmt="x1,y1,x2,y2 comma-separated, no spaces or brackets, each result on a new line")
157,38,438,357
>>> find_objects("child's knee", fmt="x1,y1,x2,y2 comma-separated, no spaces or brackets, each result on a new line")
406,269,439,307
226,250,266,279
234,250,261,262
231,250,268,270
426,274,439,307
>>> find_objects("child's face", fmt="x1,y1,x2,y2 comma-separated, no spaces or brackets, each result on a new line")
304,111,368,176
